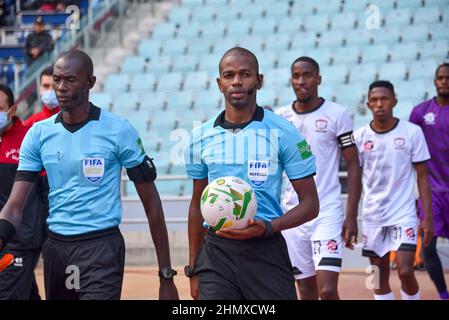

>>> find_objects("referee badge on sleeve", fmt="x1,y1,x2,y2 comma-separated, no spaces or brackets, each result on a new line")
82,158,105,183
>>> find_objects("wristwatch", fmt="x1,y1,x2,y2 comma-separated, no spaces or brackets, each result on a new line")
158,267,177,280
184,265,195,278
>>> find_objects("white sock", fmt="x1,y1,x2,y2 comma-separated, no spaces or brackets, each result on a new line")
400,289,420,300
374,292,395,300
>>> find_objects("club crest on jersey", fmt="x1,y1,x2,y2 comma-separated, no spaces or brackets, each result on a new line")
248,160,269,187
394,137,405,150
423,112,435,125
82,158,105,183
315,119,328,132
364,141,374,151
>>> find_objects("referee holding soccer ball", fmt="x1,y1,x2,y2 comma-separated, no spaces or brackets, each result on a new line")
0,50,178,300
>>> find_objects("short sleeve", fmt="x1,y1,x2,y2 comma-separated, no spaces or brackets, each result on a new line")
184,128,208,179
17,125,43,172
336,109,354,137
352,128,364,167
117,120,146,169
280,125,316,180
411,126,430,163
409,105,422,126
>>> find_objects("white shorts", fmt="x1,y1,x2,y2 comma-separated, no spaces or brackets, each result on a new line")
282,220,343,280
362,223,418,258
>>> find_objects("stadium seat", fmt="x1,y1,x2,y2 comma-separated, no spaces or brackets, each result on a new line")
331,12,357,30
191,6,217,21
395,0,424,9
395,80,428,102
162,38,188,55
264,33,292,51
176,22,202,38
201,21,226,38
390,42,419,61
129,73,156,93
156,73,184,92
238,36,265,55
303,14,330,32
151,22,177,39
277,49,307,68
167,7,192,23
123,111,150,133
400,24,429,42
225,19,252,37
276,87,294,107
344,29,373,46
239,4,265,20
121,56,147,74
318,83,337,101
408,59,438,80
334,83,365,113
413,6,442,24
258,87,277,107
90,92,112,109
103,74,129,92
147,56,173,73
277,17,302,34
264,68,291,87
140,92,167,110
394,100,416,120
348,63,378,83
251,18,278,35
187,38,213,55
420,40,449,59
342,0,368,13
316,0,342,14
429,23,448,41
212,36,240,55
318,30,345,48
385,8,412,26
166,91,194,110
377,61,408,81
320,65,348,84
289,32,316,50
192,90,222,110
262,2,290,18
137,39,162,57
171,54,199,73
332,46,361,64
197,54,221,72
290,1,317,16
361,44,389,63
353,112,372,130
183,71,210,90
371,26,401,44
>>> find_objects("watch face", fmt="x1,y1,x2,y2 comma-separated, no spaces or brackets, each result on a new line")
160,267,176,279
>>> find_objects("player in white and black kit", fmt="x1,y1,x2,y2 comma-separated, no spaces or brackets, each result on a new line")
276,57,362,300
354,80,434,300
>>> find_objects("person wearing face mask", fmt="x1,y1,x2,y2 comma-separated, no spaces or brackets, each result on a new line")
0,84,44,300
23,66,60,128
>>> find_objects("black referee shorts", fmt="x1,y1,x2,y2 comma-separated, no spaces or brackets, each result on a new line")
195,230,297,300
0,249,41,300
43,226,125,300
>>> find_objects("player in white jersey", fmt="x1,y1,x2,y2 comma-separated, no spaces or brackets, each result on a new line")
276,57,362,300
353,80,434,300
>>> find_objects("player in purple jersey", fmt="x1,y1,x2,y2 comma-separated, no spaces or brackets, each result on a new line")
409,63,449,300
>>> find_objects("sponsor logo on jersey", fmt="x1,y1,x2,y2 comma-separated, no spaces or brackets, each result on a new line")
423,112,435,125
82,158,105,183
297,140,312,159
4,148,20,161
13,257,23,268
327,240,338,253
405,228,416,241
394,137,406,150
364,141,374,151
248,160,269,187
315,119,328,132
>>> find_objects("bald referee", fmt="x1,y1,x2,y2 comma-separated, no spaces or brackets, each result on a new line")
0,50,179,300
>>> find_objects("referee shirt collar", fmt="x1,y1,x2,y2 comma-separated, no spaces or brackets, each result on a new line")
55,103,101,133
214,106,264,130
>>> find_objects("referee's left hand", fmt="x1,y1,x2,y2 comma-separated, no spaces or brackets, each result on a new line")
216,219,265,240
159,278,179,300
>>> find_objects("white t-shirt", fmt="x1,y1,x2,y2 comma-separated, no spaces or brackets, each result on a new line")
275,100,354,226
353,119,430,227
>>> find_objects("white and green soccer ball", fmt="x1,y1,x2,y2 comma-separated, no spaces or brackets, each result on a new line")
200,176,257,231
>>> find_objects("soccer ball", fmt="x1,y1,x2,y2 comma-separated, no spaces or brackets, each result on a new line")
200,176,257,231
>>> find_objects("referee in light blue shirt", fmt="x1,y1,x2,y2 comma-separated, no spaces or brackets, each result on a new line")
0,50,179,300
184,47,319,300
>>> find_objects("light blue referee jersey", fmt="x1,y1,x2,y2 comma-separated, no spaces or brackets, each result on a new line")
18,105,145,235
185,107,316,222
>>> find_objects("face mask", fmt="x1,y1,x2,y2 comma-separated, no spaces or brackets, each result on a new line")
41,90,59,109
0,111,10,133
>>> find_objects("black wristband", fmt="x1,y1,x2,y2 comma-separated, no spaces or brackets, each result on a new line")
0,219,16,250
262,220,273,238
